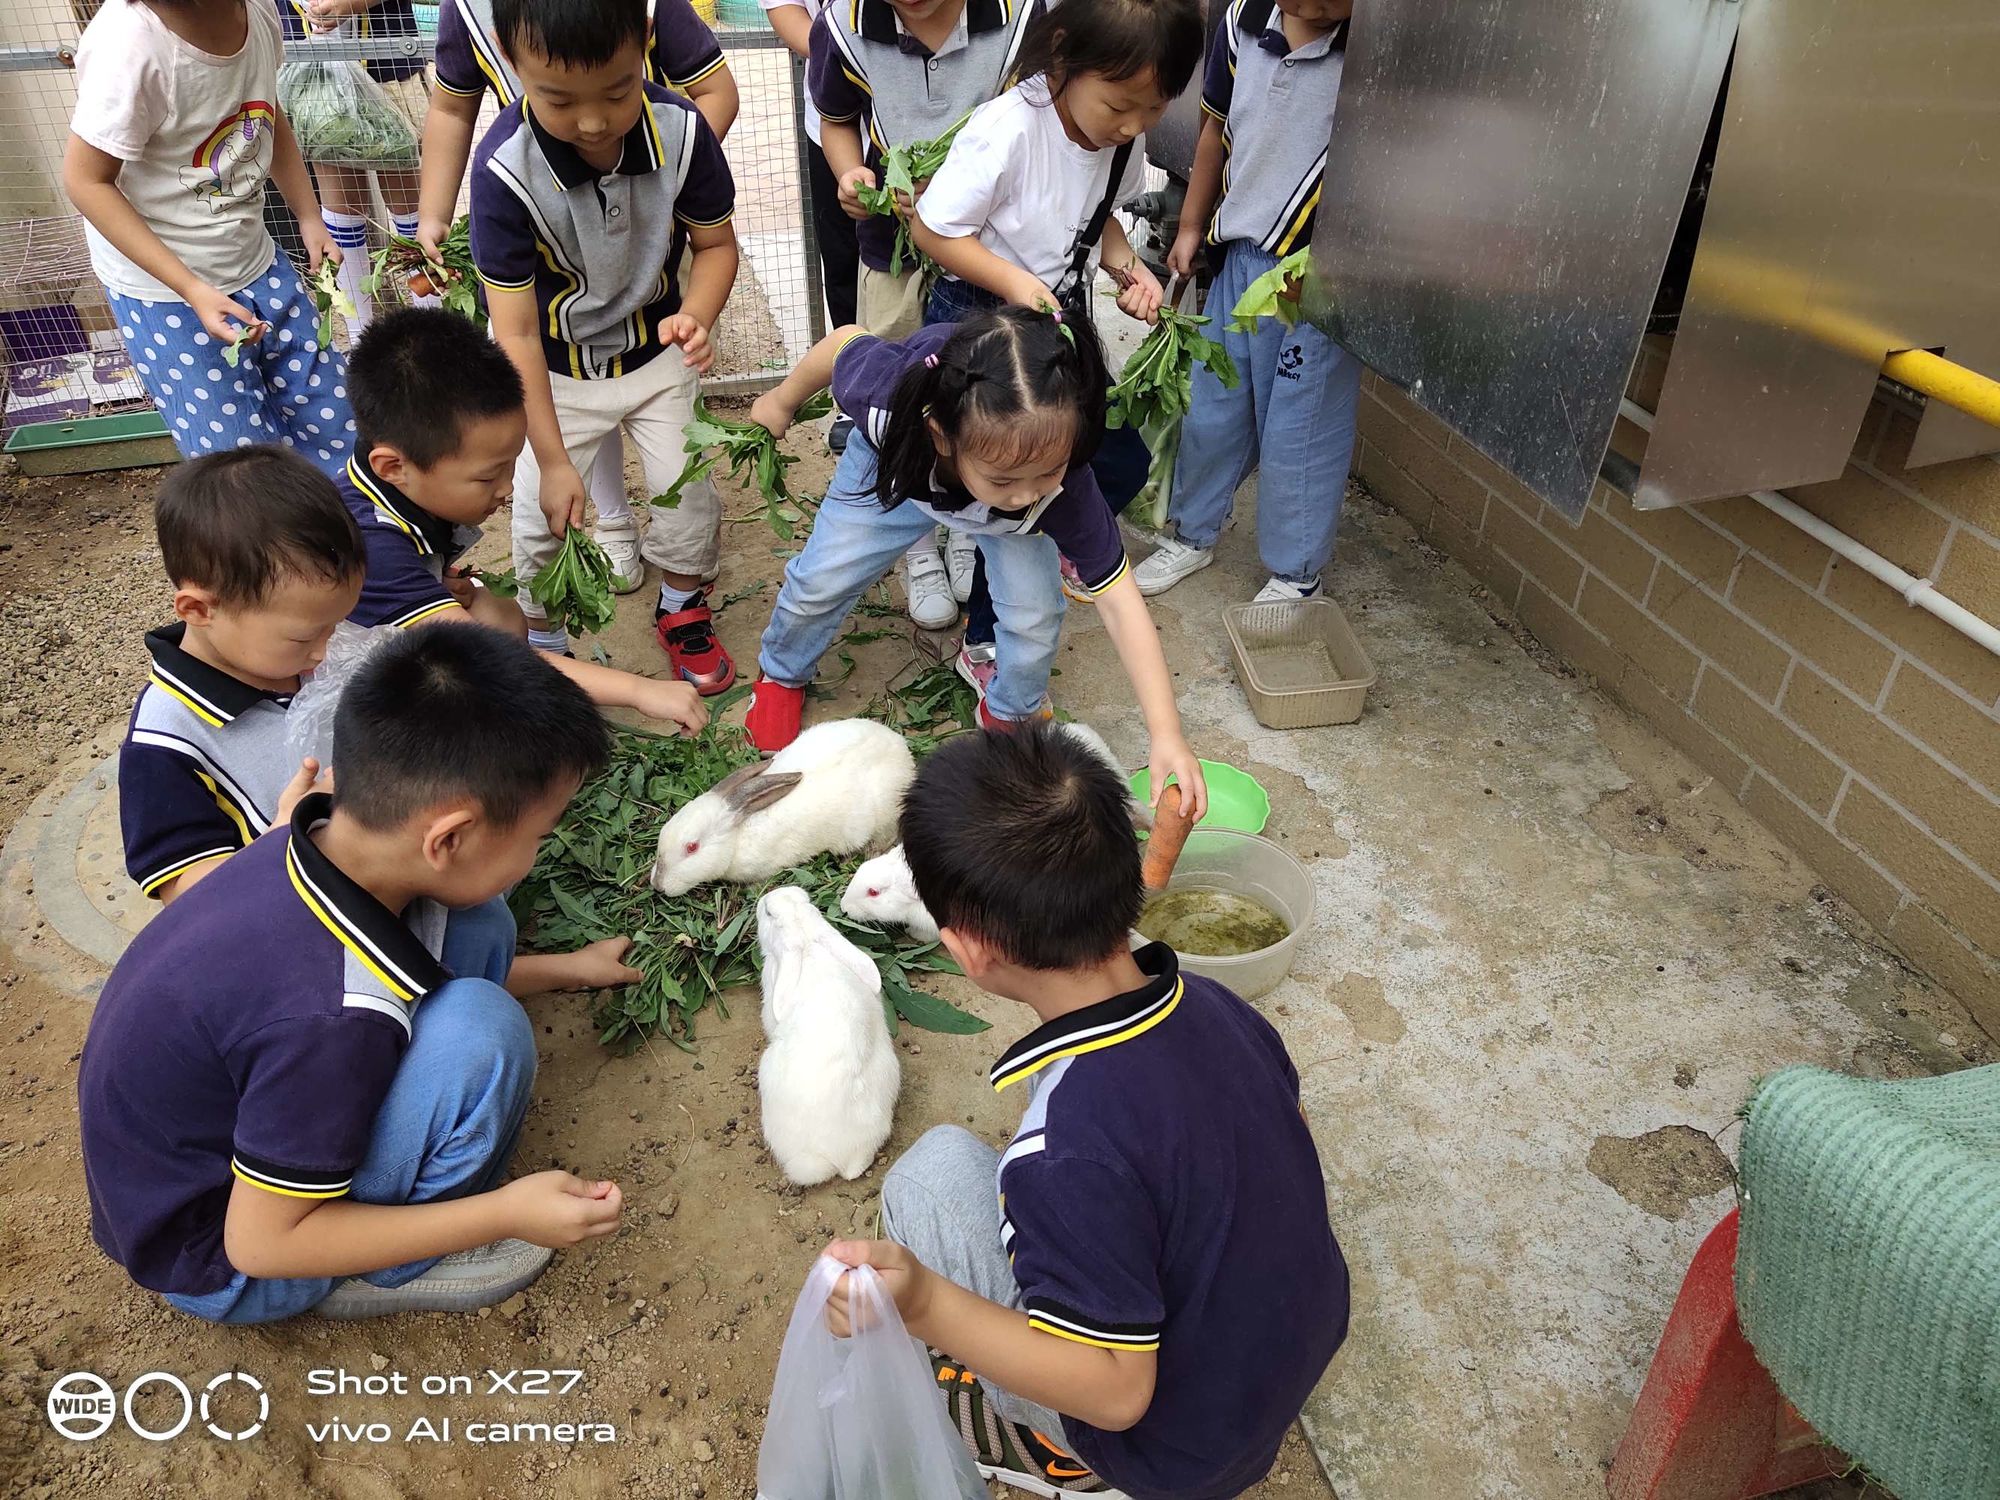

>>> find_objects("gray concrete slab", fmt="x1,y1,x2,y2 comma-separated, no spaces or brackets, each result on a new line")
1076,483,1987,1499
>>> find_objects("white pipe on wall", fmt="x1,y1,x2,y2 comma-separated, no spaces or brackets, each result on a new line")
1617,398,2000,660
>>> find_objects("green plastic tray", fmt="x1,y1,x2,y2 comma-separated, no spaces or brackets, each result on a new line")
6,412,180,476
1128,761,1271,834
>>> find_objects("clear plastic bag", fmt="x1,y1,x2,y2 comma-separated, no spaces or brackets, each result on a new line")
286,621,404,768
756,1256,987,1500
277,59,419,166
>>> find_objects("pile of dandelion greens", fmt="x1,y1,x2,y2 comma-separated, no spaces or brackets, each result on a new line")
853,114,970,279
1107,307,1240,529
655,391,836,540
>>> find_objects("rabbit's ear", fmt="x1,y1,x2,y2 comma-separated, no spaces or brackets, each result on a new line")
727,771,804,815
707,764,766,805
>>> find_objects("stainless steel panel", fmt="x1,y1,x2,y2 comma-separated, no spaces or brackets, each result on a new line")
1639,0,2000,509
1303,0,1736,519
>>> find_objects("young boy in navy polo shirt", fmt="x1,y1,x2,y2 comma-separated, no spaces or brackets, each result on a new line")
824,725,1347,1499
82,626,636,1324
472,0,741,688
119,447,363,902
337,308,708,738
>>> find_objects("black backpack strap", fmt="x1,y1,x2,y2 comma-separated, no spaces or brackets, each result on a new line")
1056,141,1135,310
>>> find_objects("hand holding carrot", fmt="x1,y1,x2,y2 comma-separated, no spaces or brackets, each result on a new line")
1141,779,1201,892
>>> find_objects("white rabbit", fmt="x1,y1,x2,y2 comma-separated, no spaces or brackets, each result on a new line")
651,719,916,896
840,846,939,943
755,887,900,1186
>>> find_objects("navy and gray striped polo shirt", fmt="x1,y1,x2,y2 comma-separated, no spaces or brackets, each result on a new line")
989,944,1349,1499
434,0,726,109
80,794,450,1296
119,624,298,898
337,454,484,630
1200,0,1348,256
470,81,734,380
808,0,1039,273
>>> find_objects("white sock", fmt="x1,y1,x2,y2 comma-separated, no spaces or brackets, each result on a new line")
588,439,633,524
527,626,570,655
323,210,373,333
658,583,698,615
390,212,439,308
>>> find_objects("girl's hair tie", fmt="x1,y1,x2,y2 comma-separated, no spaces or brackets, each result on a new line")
1050,309,1065,325
923,354,940,367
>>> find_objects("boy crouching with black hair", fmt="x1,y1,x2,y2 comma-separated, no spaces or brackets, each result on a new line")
339,306,707,736
821,724,1347,1499
85,626,636,1324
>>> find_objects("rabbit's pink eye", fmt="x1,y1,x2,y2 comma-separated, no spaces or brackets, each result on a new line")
866,888,881,899
684,841,700,856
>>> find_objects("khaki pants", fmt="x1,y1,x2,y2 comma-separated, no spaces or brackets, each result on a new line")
512,351,721,604
858,263,924,340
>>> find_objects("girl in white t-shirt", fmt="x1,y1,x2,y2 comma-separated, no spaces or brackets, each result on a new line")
910,0,1203,713
64,0,358,476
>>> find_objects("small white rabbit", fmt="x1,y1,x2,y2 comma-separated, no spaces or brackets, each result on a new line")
840,846,939,943
755,887,900,1186
651,719,916,896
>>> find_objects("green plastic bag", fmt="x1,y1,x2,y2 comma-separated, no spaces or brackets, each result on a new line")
278,60,419,166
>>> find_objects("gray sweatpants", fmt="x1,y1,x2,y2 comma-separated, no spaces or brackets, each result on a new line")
881,1124,1069,1440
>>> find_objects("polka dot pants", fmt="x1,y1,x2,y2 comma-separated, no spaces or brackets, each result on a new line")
105,252,357,478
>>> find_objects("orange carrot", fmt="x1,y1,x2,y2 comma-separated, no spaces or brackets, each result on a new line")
408,270,437,298
1141,783,1197,891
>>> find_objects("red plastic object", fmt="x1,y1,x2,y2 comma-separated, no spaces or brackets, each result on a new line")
1608,1209,1846,1500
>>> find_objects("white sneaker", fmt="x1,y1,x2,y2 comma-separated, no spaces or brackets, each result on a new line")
1252,574,1321,603
311,1238,552,1320
944,528,979,603
1133,536,1214,596
903,542,960,629
594,521,644,595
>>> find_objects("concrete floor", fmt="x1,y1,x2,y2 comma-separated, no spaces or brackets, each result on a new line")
1061,476,1987,1499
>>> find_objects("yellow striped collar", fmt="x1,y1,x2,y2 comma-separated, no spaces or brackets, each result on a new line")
144,622,288,727
526,82,675,191
283,794,451,1006
345,454,454,559
990,944,1184,1092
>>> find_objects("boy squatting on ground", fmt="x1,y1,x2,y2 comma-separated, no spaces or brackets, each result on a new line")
1138,0,1364,605
823,725,1348,1500
119,413,703,908
86,627,636,1323
471,0,742,688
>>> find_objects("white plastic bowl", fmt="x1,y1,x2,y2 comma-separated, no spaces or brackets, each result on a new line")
1139,828,1315,1000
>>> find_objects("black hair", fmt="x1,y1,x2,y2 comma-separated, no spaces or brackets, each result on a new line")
331,625,611,831
900,724,1143,970
493,0,647,68
1014,0,1204,99
348,307,525,468
877,307,1110,511
156,446,363,605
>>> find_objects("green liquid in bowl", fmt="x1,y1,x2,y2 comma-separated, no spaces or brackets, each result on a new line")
1137,889,1291,957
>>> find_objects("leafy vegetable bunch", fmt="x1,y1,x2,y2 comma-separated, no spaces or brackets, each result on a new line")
852,115,970,279
1108,308,1240,528
655,391,835,539
521,527,619,637
367,217,483,326
512,721,985,1052
1229,247,1314,334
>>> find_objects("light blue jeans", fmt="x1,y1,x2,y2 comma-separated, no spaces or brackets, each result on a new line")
1167,241,1365,583
758,432,1067,721
164,898,534,1325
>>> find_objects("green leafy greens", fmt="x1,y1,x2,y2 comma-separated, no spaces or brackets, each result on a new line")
309,258,357,349
1228,247,1314,335
853,114,970,279
367,216,483,326
1107,308,1240,528
654,391,835,539
511,722,985,1051
529,527,618,637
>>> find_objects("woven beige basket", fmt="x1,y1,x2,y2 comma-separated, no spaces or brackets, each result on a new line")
1224,597,1376,728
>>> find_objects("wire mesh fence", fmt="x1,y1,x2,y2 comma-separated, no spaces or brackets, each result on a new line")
0,2,820,440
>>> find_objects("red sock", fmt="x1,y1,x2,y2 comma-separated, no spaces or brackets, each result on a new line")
745,679,805,752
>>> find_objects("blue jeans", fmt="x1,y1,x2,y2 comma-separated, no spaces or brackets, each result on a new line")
1167,241,1364,583
164,899,533,1324
105,248,357,478
759,433,1067,720
924,277,1149,647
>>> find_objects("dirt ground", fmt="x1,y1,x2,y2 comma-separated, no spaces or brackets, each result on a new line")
0,437,1341,1500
